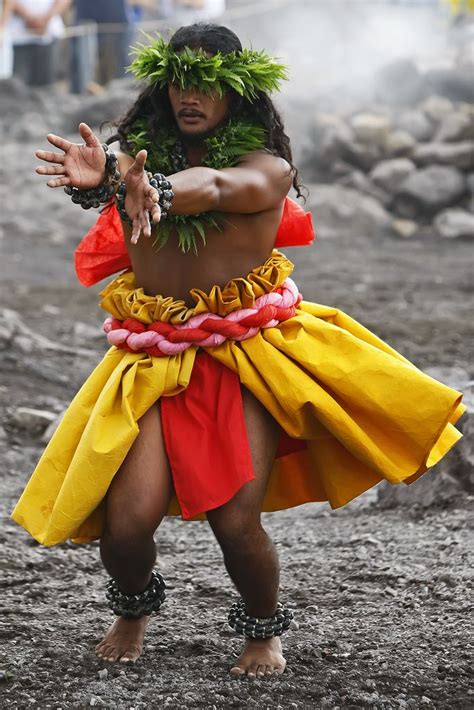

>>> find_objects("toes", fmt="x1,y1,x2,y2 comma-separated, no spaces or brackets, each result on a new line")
230,665,245,677
256,664,266,678
95,644,110,659
247,664,259,679
265,665,274,676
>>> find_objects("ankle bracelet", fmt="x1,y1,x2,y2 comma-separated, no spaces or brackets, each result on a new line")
106,571,166,618
228,599,294,639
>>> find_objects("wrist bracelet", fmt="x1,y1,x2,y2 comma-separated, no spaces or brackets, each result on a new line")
114,173,174,226
148,172,174,219
64,144,121,210
115,182,133,224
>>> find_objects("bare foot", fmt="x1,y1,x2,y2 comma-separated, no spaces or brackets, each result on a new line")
230,636,286,678
95,616,150,663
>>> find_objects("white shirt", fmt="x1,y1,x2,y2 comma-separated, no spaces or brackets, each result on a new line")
8,0,65,46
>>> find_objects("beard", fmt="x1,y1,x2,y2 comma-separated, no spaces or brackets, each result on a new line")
177,127,216,147
177,116,230,147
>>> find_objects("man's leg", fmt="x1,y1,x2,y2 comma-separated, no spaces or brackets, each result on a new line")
206,386,285,678
96,401,174,663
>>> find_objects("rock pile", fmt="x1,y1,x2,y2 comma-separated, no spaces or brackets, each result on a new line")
303,57,474,240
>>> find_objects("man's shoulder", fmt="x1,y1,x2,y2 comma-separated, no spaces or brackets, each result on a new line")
237,150,291,175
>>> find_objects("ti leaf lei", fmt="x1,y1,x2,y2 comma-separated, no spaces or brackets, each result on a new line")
127,118,268,253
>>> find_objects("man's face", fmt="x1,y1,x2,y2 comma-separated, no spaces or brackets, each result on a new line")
168,83,231,141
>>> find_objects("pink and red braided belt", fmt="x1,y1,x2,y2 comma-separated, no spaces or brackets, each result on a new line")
103,278,302,357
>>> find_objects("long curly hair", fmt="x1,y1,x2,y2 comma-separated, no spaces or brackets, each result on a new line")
108,23,303,197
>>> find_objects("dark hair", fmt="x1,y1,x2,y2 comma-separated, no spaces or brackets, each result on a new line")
108,23,303,197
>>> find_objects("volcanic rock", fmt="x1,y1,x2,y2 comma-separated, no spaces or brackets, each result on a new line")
370,158,416,193
421,95,454,124
434,208,474,239
435,110,474,143
11,407,57,435
393,109,435,142
307,184,391,237
412,142,474,171
384,129,417,158
350,113,392,148
392,165,466,218
425,66,474,103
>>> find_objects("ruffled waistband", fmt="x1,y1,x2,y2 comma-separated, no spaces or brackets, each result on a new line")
99,250,295,324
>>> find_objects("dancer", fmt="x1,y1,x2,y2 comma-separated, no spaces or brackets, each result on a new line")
13,23,464,678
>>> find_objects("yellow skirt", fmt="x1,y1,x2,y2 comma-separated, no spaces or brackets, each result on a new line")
11,251,464,546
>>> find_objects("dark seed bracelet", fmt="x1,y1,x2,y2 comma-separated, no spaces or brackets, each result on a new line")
106,571,166,619
115,181,132,224
228,599,294,639
115,173,174,226
148,172,174,219
64,144,121,210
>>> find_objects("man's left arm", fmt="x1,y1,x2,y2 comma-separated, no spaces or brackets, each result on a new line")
167,152,293,216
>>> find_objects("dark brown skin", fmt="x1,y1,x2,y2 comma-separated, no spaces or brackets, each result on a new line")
35,85,292,678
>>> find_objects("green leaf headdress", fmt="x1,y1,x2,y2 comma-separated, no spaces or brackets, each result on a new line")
129,36,288,100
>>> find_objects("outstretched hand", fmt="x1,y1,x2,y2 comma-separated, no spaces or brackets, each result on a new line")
124,150,161,244
35,123,106,189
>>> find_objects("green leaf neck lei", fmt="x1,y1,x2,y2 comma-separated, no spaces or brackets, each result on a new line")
127,118,268,253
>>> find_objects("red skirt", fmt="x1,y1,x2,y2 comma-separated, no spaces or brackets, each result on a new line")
161,351,305,519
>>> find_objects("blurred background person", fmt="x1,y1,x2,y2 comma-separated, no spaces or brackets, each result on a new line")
7,0,70,86
0,0,13,79
71,0,133,95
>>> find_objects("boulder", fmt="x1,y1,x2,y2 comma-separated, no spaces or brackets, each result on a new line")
391,219,419,239
370,158,416,193
412,141,474,171
10,407,57,435
375,59,426,106
305,113,355,174
307,114,382,173
393,109,435,142
306,184,391,238
350,113,392,148
393,165,466,218
384,129,416,158
425,66,474,103
337,170,390,206
421,95,454,124
435,110,474,143
434,208,474,239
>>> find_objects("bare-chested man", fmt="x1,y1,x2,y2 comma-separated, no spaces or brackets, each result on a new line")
14,21,464,681
34,24,296,678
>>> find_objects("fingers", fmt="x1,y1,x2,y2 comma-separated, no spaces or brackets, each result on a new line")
149,203,161,224
47,133,72,152
131,218,141,245
35,149,65,164
140,210,151,239
79,122,101,148
36,165,65,176
46,176,71,188
128,149,148,175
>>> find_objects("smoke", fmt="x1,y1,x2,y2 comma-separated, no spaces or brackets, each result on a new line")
226,0,455,98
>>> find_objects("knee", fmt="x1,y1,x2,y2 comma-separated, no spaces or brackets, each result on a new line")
207,509,262,552
103,513,154,550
